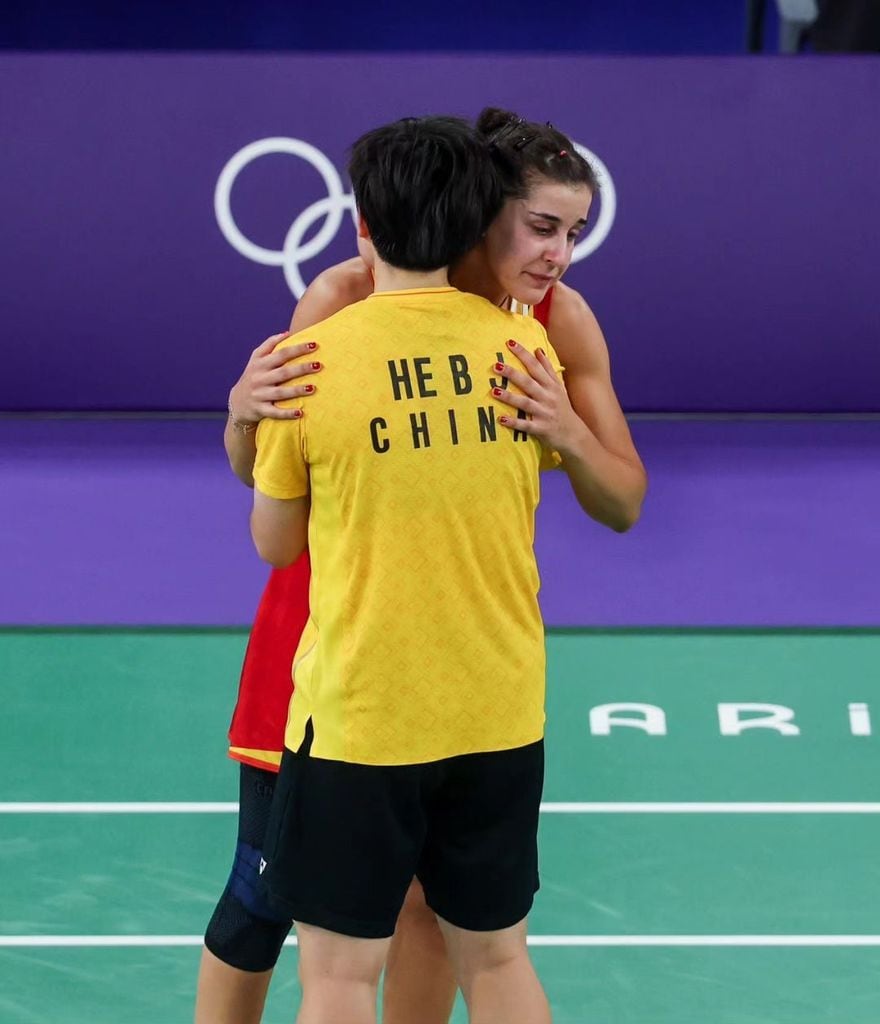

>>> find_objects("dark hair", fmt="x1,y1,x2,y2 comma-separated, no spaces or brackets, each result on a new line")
348,116,504,272
476,107,599,200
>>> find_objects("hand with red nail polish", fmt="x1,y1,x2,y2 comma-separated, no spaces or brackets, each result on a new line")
228,333,323,427
491,340,580,453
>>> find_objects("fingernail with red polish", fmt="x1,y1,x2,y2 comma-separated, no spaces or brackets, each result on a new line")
499,416,509,425
494,362,505,372
307,342,318,351
492,387,503,397
293,409,303,419
311,362,321,370
507,340,517,349
304,385,315,394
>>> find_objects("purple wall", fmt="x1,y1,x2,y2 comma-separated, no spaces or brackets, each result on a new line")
2,55,879,412
2,418,878,627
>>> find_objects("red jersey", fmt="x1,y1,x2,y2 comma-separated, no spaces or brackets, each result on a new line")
533,289,553,327
227,553,310,769
227,287,555,770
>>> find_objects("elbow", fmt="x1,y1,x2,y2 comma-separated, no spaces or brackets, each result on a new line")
578,491,643,533
251,524,302,568
234,465,256,489
608,477,648,533
261,545,297,569
236,457,256,489
252,533,301,568
610,505,641,533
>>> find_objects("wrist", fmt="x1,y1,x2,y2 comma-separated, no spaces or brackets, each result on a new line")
227,393,258,433
556,418,592,462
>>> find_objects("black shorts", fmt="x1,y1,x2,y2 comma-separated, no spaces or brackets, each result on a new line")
259,723,544,939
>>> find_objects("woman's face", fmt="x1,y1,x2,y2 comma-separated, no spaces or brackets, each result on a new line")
483,178,592,305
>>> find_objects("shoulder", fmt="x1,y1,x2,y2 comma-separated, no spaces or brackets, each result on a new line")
544,282,609,374
311,257,373,305
290,257,373,332
546,282,597,332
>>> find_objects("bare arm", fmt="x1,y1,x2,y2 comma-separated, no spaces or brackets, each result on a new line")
495,284,647,532
251,489,310,567
223,257,373,486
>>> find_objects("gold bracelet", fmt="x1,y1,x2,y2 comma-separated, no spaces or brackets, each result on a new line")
228,398,257,435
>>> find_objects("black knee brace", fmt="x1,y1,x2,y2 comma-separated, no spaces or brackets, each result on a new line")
203,835,292,970
204,765,293,972
204,866,292,972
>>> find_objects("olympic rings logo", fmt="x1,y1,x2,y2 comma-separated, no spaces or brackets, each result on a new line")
215,136,616,299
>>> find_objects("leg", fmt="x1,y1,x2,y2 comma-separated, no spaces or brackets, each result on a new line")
383,878,457,1024
194,764,291,1024
257,746,428,1020
295,921,391,1024
194,892,290,1024
194,946,272,1024
437,917,550,1024
418,741,547,1023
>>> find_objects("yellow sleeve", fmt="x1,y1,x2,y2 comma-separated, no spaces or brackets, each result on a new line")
540,446,562,471
253,417,309,499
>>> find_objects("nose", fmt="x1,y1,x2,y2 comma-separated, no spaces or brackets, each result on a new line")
543,236,567,267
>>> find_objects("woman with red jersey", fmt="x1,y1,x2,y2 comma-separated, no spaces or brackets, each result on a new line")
195,109,646,1024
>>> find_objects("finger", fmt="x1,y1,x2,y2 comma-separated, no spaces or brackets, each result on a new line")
260,405,304,421
266,360,322,385
491,387,536,414
498,413,536,432
492,361,543,398
271,383,316,401
253,331,292,357
533,348,560,378
265,340,318,367
532,350,561,385
505,339,554,383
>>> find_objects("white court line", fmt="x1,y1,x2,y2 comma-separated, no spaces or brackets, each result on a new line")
542,803,880,814
2,802,880,814
531,936,880,947
3,934,880,948
0,803,239,813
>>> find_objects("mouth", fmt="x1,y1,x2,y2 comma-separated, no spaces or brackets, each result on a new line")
525,272,555,285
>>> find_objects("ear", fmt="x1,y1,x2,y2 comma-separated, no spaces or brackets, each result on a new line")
356,212,371,241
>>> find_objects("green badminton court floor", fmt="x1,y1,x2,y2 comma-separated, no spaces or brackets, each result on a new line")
1,628,879,1023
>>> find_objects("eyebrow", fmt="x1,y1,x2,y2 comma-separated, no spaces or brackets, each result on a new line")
528,210,588,227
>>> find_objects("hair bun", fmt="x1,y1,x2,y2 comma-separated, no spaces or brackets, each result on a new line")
474,108,598,199
475,107,520,138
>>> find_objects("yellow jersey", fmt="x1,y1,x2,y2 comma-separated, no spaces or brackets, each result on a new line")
254,286,559,766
